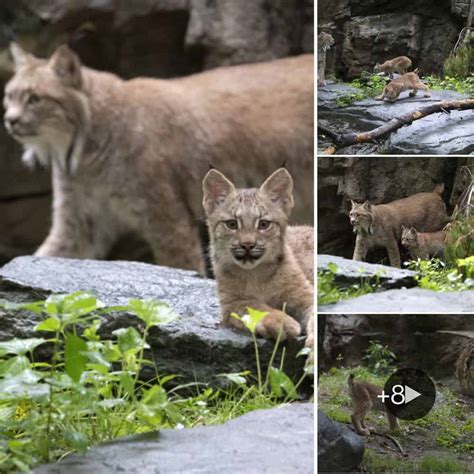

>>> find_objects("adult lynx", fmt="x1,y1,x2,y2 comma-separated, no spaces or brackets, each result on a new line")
318,32,334,86
202,167,313,349
3,44,313,273
350,185,448,268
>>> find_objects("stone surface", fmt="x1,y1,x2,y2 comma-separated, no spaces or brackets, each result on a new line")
318,84,474,155
320,314,474,376
317,156,462,258
318,411,364,472
0,0,313,264
318,254,418,289
319,287,474,313
34,403,314,474
0,256,306,385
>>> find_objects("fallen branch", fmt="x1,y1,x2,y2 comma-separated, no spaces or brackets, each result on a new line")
372,431,407,456
319,99,474,147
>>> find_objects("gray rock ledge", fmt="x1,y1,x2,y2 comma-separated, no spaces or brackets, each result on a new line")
33,403,314,474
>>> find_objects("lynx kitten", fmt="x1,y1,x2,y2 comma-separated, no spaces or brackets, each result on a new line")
202,168,313,349
374,56,412,79
350,185,448,268
401,226,446,260
375,71,430,102
348,374,400,436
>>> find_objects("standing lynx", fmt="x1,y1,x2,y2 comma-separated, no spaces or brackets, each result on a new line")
202,167,313,349
350,185,448,268
3,43,313,273
318,32,335,86
375,71,430,102
374,56,412,79
401,226,446,260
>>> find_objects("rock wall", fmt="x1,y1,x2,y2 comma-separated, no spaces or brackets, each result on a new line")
0,0,313,265
318,0,467,79
318,156,466,260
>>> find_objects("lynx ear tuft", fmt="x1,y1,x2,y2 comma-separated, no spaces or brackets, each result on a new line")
260,168,294,214
49,45,82,88
202,169,235,216
9,42,33,70
362,200,371,210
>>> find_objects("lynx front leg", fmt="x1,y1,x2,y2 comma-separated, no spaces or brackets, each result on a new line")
386,411,400,432
386,239,401,268
420,83,431,97
353,235,369,262
351,402,372,436
409,88,418,98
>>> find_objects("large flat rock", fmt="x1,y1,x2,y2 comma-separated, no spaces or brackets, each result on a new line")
318,83,474,154
319,287,474,313
318,254,418,289
34,403,314,474
0,256,305,385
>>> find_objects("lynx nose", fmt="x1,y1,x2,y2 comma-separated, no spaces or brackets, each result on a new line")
4,113,21,130
239,241,256,252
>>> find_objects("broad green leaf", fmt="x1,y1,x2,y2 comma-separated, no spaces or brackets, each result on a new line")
83,351,111,369
233,308,268,334
327,262,339,274
35,317,61,333
83,319,101,341
97,398,125,409
0,338,47,356
113,327,144,355
0,370,49,401
120,372,135,396
268,367,297,399
60,292,103,316
218,373,247,386
64,430,88,454
127,299,178,328
65,334,87,382
0,355,30,377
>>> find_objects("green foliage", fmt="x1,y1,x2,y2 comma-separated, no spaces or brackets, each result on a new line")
426,74,474,97
443,37,474,80
406,258,474,291
317,262,381,305
362,340,396,375
0,294,307,471
445,214,474,261
335,73,388,107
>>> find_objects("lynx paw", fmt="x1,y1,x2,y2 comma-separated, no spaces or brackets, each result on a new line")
256,311,301,341
357,428,371,436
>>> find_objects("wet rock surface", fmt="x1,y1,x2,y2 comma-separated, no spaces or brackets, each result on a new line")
34,403,314,474
0,256,305,385
318,254,418,289
319,287,474,313
318,411,364,473
318,83,474,155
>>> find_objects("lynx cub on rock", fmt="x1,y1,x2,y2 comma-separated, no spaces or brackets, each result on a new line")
348,374,400,436
202,168,313,349
4,43,313,273
350,185,448,268
318,32,335,86
401,226,446,260
374,56,412,79
375,71,430,102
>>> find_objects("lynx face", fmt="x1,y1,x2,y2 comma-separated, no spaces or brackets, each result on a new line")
349,201,373,234
318,32,335,51
203,168,293,270
401,226,418,248
4,44,86,154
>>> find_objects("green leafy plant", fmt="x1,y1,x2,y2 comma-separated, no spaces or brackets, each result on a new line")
0,294,307,471
425,74,474,96
362,340,396,375
335,73,388,107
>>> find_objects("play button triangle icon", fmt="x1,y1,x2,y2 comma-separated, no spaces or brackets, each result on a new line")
405,385,422,404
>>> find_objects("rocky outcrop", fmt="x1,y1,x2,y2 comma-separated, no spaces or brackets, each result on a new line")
0,256,307,386
318,84,474,155
318,156,464,259
318,411,364,472
320,314,474,376
0,0,313,265
34,403,314,474
318,0,466,79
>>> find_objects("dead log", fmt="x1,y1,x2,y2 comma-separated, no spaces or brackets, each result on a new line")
319,99,474,147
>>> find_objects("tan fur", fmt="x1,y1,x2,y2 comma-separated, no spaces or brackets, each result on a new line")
348,374,400,436
318,32,334,87
3,43,313,273
375,71,430,102
401,226,446,260
350,185,448,268
202,168,313,349
374,56,412,79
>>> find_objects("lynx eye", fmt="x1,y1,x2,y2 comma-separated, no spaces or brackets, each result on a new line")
224,219,238,230
257,220,271,230
27,94,40,105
